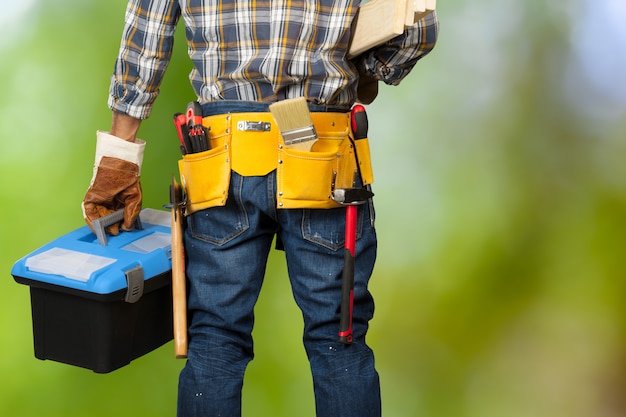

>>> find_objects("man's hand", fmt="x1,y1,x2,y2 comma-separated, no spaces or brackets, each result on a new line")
82,130,145,236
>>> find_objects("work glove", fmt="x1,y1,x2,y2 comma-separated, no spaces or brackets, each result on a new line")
82,131,145,236
353,59,379,104
356,76,378,104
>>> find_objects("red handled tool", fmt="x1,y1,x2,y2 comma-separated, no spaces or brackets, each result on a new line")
173,102,210,154
338,204,357,343
186,101,209,153
336,104,373,344
173,113,193,154
351,104,368,140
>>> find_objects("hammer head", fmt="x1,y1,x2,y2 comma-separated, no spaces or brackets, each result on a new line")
332,188,374,205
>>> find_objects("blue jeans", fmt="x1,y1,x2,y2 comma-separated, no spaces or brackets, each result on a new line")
177,171,380,417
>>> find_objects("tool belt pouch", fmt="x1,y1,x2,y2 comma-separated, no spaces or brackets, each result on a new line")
176,112,374,212
177,137,231,215
276,130,375,209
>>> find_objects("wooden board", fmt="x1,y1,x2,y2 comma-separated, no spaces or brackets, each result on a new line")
348,0,436,58
413,0,436,23
348,0,407,58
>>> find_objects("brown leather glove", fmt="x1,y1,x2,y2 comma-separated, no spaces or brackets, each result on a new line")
82,131,145,236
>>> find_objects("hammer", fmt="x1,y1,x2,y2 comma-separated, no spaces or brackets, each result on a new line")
333,105,373,344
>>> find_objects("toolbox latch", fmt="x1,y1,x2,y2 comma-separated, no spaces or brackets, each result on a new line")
124,265,144,303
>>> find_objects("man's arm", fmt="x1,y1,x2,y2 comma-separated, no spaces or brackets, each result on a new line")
111,111,142,142
108,0,181,120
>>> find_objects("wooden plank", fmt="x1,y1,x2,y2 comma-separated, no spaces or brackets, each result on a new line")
348,0,436,58
347,0,407,58
405,0,415,28
414,0,426,15
414,0,436,22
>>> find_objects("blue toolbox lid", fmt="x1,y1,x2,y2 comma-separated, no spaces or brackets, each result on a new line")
11,209,172,300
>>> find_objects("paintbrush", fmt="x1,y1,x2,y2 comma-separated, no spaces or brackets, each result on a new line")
269,97,318,151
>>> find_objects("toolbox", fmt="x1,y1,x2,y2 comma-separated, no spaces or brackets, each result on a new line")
11,209,174,373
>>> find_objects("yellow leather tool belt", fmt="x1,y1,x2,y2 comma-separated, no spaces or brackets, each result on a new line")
178,112,374,214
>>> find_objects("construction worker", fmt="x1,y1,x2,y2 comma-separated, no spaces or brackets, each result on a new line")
82,0,438,416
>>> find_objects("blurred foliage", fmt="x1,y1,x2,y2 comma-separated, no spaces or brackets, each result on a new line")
1,0,625,416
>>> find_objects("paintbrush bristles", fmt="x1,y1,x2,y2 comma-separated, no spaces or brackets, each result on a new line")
269,97,314,131
269,97,318,151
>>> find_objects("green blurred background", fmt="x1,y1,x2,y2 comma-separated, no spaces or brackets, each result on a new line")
2,0,625,416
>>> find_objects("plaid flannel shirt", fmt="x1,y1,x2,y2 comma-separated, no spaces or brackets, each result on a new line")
108,0,439,119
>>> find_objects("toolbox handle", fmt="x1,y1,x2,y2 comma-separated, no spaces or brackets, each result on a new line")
91,210,143,246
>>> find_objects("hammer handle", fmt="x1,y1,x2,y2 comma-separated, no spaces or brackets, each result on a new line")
338,204,357,344
171,179,188,358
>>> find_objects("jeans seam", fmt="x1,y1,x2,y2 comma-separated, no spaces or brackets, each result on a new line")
267,171,278,223
189,174,249,245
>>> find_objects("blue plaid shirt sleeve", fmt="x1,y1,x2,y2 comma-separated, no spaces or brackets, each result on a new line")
357,10,439,86
108,0,181,119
